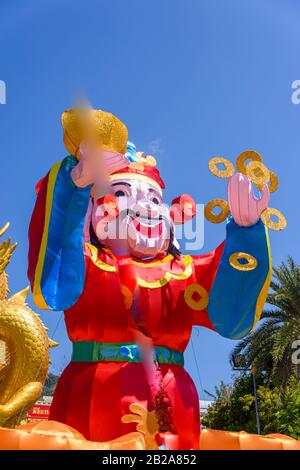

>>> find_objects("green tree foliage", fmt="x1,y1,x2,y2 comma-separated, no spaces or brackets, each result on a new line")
274,379,300,439
42,373,59,397
232,257,300,395
202,374,300,439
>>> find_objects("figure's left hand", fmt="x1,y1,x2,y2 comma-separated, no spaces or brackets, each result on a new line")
228,172,270,227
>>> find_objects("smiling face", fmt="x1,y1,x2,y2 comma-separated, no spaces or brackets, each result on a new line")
91,177,174,258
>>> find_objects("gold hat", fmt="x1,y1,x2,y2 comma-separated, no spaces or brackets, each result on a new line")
61,108,128,158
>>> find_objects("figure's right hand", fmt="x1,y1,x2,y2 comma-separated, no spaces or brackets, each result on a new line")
71,141,129,189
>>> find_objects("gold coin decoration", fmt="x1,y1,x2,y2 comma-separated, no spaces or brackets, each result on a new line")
208,157,235,179
184,283,209,311
260,208,287,231
256,170,279,193
206,149,284,230
236,150,262,175
268,171,279,193
204,199,229,224
229,252,258,272
246,161,270,187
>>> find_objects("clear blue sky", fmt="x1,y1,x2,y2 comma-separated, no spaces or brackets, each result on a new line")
0,0,299,399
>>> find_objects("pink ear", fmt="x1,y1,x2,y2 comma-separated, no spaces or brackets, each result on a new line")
170,194,196,224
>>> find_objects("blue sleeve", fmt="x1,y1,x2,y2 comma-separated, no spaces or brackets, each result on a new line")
28,155,91,311
207,216,272,339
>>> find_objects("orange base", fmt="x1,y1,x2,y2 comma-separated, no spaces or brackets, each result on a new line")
200,429,300,450
0,420,145,450
0,421,299,450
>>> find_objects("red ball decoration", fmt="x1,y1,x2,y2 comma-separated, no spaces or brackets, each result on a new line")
170,194,196,224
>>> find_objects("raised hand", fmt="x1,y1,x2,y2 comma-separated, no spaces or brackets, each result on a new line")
71,141,129,189
228,172,270,227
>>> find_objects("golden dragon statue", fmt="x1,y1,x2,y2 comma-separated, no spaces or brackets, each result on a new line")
0,223,56,428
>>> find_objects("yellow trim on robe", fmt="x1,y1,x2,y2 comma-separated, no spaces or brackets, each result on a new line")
86,243,193,288
137,255,193,288
85,242,117,272
33,161,62,309
251,225,272,330
86,243,173,271
87,245,173,269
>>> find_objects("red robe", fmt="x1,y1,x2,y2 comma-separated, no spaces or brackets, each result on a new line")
49,243,223,449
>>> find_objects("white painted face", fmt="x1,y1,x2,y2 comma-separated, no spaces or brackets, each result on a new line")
92,178,174,258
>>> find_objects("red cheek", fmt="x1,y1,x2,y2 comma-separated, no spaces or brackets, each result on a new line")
95,194,120,221
170,194,196,224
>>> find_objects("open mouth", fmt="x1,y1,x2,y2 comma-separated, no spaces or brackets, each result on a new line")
132,218,163,238
124,209,163,238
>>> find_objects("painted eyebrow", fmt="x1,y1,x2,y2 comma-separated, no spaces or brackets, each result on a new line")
111,182,131,187
148,188,160,195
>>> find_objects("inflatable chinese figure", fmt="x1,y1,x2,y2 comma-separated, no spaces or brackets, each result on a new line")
27,108,273,450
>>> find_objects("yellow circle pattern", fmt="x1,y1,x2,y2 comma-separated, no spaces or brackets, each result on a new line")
236,150,262,174
204,199,229,224
229,252,258,272
261,208,287,231
208,157,235,179
184,283,209,311
246,161,270,187
268,171,279,193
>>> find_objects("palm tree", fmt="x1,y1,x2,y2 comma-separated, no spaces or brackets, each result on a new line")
232,256,300,396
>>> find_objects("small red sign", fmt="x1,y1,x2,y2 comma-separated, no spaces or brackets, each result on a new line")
26,404,50,420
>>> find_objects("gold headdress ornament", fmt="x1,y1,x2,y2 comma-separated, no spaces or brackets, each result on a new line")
61,107,128,158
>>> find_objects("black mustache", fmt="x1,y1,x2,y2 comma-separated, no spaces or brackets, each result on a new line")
120,208,163,222
117,209,172,228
